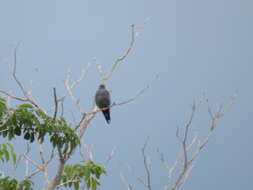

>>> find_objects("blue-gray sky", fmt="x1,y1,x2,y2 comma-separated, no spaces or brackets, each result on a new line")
0,0,253,189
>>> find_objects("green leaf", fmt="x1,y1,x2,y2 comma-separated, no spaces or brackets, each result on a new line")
18,104,34,109
87,177,91,189
74,182,79,190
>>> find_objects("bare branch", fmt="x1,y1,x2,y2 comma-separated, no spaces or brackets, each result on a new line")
13,42,26,96
24,168,42,180
0,89,27,102
62,68,87,114
93,57,104,79
120,172,133,190
38,143,51,186
113,84,149,106
169,94,236,190
46,148,57,165
76,107,98,140
157,150,169,170
188,93,237,166
47,159,65,190
170,102,199,190
112,74,159,107
182,102,196,170
23,154,40,170
128,165,147,188
84,144,94,160
102,24,136,83
23,143,47,180
105,146,117,166
142,137,152,190
75,113,87,131
53,88,58,121
12,42,40,108
56,178,80,188
128,137,152,190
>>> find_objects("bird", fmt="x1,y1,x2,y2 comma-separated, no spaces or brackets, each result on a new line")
95,84,111,124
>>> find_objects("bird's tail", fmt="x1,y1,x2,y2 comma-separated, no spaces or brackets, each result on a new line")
102,109,111,124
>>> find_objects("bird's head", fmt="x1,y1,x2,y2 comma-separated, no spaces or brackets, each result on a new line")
99,84,106,89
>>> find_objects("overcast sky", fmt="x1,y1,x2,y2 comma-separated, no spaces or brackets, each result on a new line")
0,0,253,189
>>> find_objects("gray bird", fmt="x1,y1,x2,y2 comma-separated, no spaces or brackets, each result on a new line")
95,84,111,124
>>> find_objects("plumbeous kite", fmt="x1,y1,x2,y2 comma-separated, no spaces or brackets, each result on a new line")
95,84,111,124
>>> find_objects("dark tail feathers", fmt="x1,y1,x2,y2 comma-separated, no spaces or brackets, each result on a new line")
102,109,111,124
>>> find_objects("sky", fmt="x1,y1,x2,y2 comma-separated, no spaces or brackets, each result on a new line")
0,0,253,189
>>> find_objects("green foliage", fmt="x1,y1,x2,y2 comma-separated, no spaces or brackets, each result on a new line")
0,98,7,118
0,142,16,164
0,98,80,154
0,177,34,190
61,159,106,190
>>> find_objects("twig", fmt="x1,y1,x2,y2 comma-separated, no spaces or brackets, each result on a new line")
128,165,147,188
110,74,158,108
53,88,58,121
142,137,152,190
158,133,198,189
105,146,117,166
0,90,27,102
24,168,42,180
171,102,198,190
23,154,40,169
93,58,104,79
120,172,133,190
113,84,149,106
13,42,27,96
102,24,136,83
12,42,39,108
46,148,57,165
38,143,50,186
60,66,88,114
75,113,87,131
182,102,196,170
84,144,94,160
128,137,152,190
170,94,236,190
56,178,80,188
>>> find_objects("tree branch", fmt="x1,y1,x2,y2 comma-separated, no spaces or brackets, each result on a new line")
102,24,136,83
120,172,133,190
53,88,58,121
142,138,152,190
47,159,65,190
12,42,40,108
0,90,28,102
169,94,236,190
